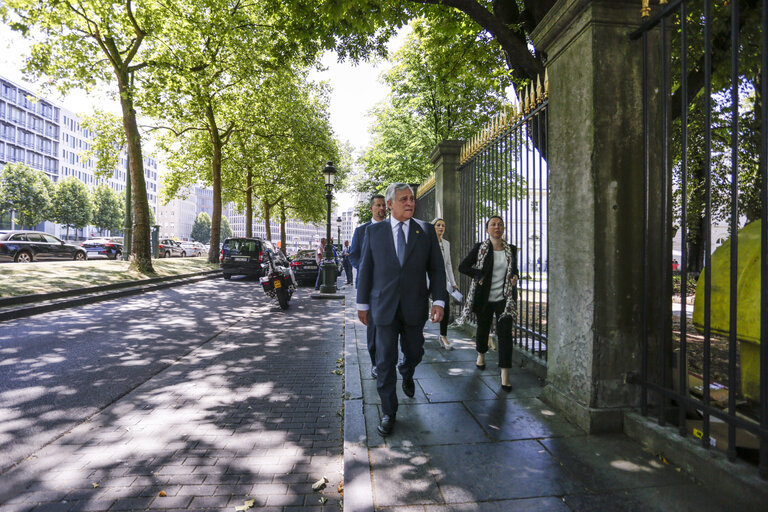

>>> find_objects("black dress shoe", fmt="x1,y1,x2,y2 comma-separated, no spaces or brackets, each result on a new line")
501,384,512,392
402,377,415,398
476,363,486,370
377,414,396,436
371,366,378,379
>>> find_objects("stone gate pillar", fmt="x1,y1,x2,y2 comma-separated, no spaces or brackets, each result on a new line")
430,140,463,275
531,0,656,433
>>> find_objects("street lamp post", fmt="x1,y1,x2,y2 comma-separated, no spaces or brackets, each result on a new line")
320,162,337,294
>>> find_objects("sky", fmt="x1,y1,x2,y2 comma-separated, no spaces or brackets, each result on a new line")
0,23,410,212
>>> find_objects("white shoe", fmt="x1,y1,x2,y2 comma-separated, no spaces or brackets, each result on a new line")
440,335,454,351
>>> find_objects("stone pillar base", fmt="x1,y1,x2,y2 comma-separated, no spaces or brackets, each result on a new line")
542,384,626,434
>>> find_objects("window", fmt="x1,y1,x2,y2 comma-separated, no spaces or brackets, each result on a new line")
42,234,60,244
9,234,26,241
26,233,45,243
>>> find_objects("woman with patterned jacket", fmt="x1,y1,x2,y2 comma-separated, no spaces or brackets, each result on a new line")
458,215,519,392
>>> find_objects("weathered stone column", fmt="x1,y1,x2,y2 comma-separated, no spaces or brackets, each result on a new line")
531,0,655,433
430,140,463,276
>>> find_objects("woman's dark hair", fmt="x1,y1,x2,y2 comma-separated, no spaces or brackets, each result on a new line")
485,215,504,228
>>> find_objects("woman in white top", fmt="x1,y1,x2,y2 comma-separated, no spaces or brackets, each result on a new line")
432,218,458,350
457,216,519,392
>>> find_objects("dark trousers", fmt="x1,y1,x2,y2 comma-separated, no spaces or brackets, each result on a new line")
343,259,353,284
315,266,322,289
375,305,425,416
366,311,376,367
439,299,451,336
475,300,514,368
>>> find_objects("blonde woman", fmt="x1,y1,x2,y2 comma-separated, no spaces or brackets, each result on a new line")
432,218,459,350
458,216,519,392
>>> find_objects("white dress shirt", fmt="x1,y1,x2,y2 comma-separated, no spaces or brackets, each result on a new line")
357,216,444,311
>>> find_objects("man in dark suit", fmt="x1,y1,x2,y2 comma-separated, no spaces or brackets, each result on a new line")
348,194,386,378
356,183,447,436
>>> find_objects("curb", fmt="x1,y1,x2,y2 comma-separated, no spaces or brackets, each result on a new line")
0,270,222,322
342,286,375,512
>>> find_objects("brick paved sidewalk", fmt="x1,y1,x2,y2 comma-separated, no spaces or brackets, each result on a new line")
0,294,346,512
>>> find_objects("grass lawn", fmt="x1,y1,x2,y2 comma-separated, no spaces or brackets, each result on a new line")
0,257,220,298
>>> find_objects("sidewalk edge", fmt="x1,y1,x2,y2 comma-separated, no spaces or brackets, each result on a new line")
343,286,375,512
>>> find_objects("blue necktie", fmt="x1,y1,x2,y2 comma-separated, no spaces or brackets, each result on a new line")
397,222,406,266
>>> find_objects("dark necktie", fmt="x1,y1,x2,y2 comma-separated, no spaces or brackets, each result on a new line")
397,222,406,266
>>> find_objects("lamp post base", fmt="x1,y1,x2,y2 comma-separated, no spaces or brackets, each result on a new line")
319,263,337,294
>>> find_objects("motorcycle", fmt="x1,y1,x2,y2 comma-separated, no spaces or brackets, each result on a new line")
259,250,296,310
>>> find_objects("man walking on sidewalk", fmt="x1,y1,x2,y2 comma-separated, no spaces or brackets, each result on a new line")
348,194,386,378
356,183,447,436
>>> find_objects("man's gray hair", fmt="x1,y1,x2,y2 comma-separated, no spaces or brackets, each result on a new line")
385,183,414,203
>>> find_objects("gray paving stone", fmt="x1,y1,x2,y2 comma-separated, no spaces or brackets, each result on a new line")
562,483,753,512
369,445,442,507
463,397,582,441
26,503,72,512
417,377,498,403
539,435,693,492
423,496,571,511
422,441,585,503
362,375,430,405
108,497,154,510
378,402,490,447
147,495,192,509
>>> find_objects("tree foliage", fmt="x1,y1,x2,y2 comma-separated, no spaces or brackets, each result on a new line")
190,212,212,244
53,177,93,240
80,109,127,178
91,183,124,235
2,0,159,271
0,162,53,229
220,216,232,241
359,15,512,193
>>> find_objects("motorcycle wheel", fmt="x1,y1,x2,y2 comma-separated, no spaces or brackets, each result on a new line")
276,287,290,310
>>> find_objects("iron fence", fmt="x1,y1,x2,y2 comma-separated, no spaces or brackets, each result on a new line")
631,0,767,477
457,77,549,360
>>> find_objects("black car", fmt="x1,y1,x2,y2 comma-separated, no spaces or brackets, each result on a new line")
81,237,123,259
221,237,286,279
290,249,320,285
0,230,88,263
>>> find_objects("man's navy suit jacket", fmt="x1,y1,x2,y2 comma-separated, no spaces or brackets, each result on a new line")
356,218,447,327
348,221,370,269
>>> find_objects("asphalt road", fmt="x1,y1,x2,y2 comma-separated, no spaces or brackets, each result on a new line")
0,276,297,474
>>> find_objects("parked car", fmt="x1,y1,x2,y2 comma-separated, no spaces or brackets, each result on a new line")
220,237,286,280
179,241,207,257
0,230,88,263
158,238,186,258
290,249,320,285
81,237,123,260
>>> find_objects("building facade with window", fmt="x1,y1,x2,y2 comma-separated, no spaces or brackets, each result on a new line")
0,75,159,239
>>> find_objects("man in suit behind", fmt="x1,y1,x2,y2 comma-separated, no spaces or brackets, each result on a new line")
348,194,387,378
356,183,447,436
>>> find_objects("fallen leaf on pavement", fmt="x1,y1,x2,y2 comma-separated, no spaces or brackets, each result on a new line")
244,499,255,507
312,476,329,491
158,491,166,497
92,483,99,488
319,496,328,504
337,482,344,495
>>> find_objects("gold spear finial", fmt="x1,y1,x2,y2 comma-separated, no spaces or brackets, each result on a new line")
536,75,543,104
544,69,549,100
641,0,650,17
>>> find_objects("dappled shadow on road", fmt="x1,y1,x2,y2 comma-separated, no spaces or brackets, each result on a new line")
0,281,345,510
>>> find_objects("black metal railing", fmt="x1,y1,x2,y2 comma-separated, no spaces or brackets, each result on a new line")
457,77,549,360
631,0,767,478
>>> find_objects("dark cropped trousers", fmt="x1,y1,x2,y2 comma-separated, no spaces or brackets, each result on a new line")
439,299,451,336
475,300,513,368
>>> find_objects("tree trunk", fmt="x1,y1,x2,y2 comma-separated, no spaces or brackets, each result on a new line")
245,169,253,238
279,202,287,255
117,72,153,273
263,199,272,241
207,120,223,263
